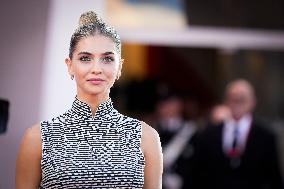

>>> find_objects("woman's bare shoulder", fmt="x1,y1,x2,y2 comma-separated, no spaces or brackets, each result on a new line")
16,124,42,189
140,121,161,154
140,121,159,139
25,124,41,142
28,123,41,134
18,124,42,156
139,121,163,189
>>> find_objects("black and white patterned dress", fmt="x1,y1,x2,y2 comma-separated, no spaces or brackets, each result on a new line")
40,97,145,188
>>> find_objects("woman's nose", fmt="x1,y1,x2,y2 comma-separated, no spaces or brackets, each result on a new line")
90,60,102,74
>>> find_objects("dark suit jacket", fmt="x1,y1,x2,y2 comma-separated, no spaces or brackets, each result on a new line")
187,120,283,189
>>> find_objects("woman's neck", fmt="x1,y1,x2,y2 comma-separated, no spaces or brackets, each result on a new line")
76,92,109,115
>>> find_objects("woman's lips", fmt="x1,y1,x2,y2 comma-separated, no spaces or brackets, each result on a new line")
87,78,104,85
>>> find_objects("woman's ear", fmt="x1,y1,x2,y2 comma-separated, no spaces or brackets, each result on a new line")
116,59,124,80
65,58,74,76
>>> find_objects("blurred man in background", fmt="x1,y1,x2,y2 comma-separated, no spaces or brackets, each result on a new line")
155,95,196,189
191,79,283,189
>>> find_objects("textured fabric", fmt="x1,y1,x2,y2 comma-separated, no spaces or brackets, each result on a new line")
40,97,145,189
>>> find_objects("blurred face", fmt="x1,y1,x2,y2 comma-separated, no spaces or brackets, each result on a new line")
157,98,183,118
225,82,256,120
66,35,122,98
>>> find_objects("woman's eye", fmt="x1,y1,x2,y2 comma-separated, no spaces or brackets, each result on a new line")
79,56,91,62
102,56,114,63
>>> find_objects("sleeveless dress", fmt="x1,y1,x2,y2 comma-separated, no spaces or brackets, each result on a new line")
40,97,145,188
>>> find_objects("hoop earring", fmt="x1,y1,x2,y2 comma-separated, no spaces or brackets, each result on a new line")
71,75,74,80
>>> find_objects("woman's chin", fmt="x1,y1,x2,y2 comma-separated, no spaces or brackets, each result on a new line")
86,88,108,96
78,84,109,96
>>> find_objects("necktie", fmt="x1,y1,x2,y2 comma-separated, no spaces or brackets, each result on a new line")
228,125,242,168
228,125,240,158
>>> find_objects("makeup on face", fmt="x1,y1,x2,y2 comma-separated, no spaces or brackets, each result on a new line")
77,51,116,64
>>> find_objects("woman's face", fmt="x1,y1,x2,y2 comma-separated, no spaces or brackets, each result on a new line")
66,35,122,97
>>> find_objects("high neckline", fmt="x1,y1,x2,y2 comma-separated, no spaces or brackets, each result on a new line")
72,96,114,118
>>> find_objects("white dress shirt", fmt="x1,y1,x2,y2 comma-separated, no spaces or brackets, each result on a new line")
223,114,252,154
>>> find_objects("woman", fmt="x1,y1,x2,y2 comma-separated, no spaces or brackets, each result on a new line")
16,11,163,189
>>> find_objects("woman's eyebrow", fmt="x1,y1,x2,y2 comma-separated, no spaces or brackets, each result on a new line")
102,52,115,55
78,51,92,56
77,51,115,56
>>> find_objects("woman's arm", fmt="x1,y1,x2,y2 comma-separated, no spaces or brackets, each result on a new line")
141,122,163,189
16,124,42,189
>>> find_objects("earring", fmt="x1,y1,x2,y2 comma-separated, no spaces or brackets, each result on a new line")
71,75,74,80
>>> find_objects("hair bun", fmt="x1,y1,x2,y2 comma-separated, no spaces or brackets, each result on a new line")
79,11,102,27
